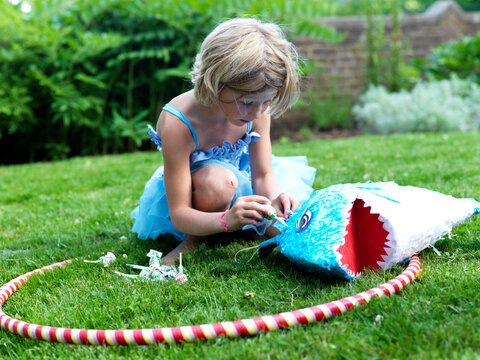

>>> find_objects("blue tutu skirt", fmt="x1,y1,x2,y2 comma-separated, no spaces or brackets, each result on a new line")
131,155,316,241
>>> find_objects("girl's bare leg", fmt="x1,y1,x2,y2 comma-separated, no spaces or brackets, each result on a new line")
161,165,238,266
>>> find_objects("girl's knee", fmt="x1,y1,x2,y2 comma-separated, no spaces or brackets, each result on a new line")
192,166,238,211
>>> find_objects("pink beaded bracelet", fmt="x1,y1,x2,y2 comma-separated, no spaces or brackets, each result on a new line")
218,209,233,233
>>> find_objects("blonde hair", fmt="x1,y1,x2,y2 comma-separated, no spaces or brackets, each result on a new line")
191,18,300,118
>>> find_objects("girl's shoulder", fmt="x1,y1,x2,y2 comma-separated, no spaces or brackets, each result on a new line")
158,91,199,153
158,91,192,126
169,90,196,111
159,91,202,128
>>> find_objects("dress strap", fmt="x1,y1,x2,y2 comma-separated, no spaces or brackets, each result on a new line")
247,121,253,133
162,104,199,152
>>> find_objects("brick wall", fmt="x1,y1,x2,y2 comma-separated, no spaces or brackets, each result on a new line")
273,1,480,137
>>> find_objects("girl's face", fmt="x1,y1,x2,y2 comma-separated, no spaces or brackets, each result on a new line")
218,86,277,126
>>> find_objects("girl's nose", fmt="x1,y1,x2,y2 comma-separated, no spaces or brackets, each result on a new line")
248,104,262,119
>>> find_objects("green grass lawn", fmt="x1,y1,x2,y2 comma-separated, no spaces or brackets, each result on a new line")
1,132,479,359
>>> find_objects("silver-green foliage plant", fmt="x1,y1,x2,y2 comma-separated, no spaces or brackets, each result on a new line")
353,75,480,134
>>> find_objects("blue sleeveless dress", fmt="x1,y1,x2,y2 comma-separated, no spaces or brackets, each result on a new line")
131,104,316,241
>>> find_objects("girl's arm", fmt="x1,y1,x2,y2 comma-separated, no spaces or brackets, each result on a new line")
249,112,299,217
161,112,270,235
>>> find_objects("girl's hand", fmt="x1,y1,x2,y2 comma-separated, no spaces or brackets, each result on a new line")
271,192,299,219
223,195,273,231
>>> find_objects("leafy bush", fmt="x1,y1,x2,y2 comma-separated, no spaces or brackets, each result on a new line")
415,32,480,84
306,91,354,131
353,75,480,134
0,0,342,164
0,0,198,163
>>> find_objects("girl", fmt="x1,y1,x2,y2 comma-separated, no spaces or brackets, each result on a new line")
131,18,316,265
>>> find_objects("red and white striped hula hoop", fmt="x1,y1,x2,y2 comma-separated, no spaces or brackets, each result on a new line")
0,256,421,346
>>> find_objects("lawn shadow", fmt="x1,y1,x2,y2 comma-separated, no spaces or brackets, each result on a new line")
124,235,178,265
258,250,341,287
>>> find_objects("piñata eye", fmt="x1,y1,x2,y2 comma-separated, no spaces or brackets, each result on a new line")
296,209,312,232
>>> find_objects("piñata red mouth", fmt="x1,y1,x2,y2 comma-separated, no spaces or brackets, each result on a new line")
337,199,390,277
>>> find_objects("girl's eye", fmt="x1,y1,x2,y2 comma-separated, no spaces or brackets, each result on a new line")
241,101,253,106
296,208,312,232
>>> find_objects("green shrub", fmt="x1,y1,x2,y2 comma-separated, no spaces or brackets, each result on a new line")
415,32,480,84
0,0,197,163
306,91,354,131
0,0,342,164
353,75,480,134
